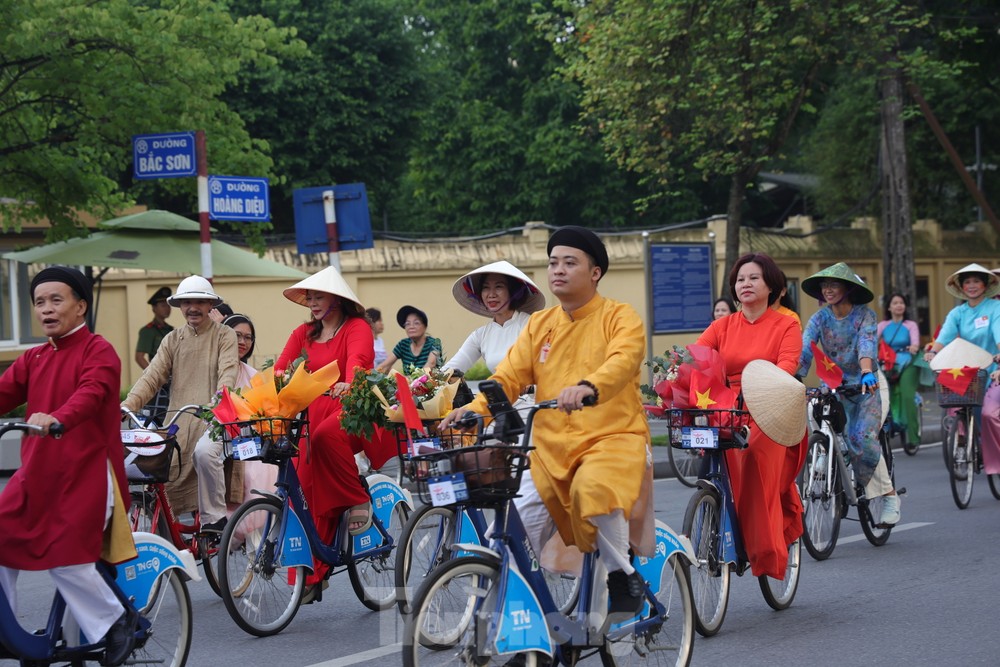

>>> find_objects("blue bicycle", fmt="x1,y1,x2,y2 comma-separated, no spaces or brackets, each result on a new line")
669,407,801,637
215,415,413,636
0,422,197,666
403,386,695,666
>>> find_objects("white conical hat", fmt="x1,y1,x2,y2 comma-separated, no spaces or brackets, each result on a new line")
282,266,365,315
451,260,545,318
945,263,1000,300
930,337,994,371
741,360,807,446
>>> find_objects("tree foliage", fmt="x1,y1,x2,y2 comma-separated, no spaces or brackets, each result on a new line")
0,0,300,239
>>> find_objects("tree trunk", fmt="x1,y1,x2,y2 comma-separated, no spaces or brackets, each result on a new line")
879,64,916,312
724,170,750,280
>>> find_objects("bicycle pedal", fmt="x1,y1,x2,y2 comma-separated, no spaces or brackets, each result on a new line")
896,487,907,496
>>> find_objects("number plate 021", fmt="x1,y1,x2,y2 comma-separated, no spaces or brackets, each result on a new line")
680,427,718,449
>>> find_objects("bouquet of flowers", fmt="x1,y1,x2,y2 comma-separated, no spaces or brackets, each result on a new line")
340,365,462,439
647,344,732,410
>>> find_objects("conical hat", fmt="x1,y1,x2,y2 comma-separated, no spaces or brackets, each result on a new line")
282,266,365,315
945,263,1000,300
451,260,545,317
741,360,807,446
801,262,874,304
930,337,994,371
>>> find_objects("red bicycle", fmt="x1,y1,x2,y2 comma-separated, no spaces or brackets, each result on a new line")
122,405,223,596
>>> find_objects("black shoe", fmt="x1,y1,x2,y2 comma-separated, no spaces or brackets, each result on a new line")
201,517,227,534
102,607,139,666
607,570,644,624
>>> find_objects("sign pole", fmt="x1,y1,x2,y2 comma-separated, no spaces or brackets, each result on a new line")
196,130,213,281
323,189,341,271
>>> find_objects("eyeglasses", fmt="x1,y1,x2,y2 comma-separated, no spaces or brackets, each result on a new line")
235,333,254,343
819,280,843,290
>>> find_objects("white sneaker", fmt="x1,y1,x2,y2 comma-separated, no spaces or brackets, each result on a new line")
880,494,901,525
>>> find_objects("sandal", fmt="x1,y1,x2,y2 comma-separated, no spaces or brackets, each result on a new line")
347,501,373,536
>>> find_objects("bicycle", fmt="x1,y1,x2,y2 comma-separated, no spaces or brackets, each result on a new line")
0,422,196,667
799,384,900,561
215,414,413,636
668,407,801,637
392,422,580,616
936,369,1000,507
403,383,695,666
883,383,923,457
121,405,225,596
644,404,700,488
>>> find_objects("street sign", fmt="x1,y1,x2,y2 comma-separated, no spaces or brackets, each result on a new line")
292,184,374,254
132,132,197,180
208,175,271,222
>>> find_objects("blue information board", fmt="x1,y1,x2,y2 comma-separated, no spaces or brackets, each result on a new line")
132,132,197,180
649,243,715,334
208,175,270,222
292,184,374,254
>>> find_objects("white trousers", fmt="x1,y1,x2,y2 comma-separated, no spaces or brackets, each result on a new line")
193,431,227,524
0,469,122,643
865,455,894,498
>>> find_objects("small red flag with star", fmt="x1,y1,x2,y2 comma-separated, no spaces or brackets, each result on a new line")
811,341,844,389
878,339,896,371
689,369,736,411
937,366,979,396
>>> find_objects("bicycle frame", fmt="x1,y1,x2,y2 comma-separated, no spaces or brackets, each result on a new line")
694,451,746,570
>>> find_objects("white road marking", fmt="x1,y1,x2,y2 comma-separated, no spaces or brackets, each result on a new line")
838,521,934,544
307,643,402,667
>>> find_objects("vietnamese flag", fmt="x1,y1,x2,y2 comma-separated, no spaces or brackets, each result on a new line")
811,341,844,388
394,372,426,435
878,338,897,371
937,366,979,396
689,369,736,411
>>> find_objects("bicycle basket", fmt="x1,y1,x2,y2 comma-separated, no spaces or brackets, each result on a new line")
666,408,751,450
393,421,481,483
412,444,529,507
935,369,988,407
122,429,180,483
220,417,308,464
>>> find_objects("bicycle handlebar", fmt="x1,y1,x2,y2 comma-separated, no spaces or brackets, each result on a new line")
121,403,204,429
806,383,871,399
0,421,64,438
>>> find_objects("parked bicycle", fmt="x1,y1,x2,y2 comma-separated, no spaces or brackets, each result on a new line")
403,383,695,666
799,385,901,561
122,405,224,595
392,421,579,616
0,422,196,667
669,406,801,637
936,369,1000,507
215,414,412,636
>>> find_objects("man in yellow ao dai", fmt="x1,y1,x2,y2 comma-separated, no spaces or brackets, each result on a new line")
442,226,653,617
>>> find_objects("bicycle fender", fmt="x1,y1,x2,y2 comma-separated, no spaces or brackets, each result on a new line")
449,543,501,564
493,559,553,658
281,507,314,570
453,510,484,558
352,474,414,556
116,532,201,610
648,519,696,565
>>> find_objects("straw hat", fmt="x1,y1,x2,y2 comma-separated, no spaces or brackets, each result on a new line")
801,262,874,304
282,266,365,316
167,275,222,306
930,337,994,371
451,260,546,318
741,360,807,446
945,263,1000,300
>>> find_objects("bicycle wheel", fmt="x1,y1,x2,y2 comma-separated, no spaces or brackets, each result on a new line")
196,535,222,598
681,488,729,637
600,553,694,667
349,501,410,611
128,490,171,538
402,556,502,667
396,505,460,614
544,568,580,616
667,446,701,488
130,568,192,667
218,497,304,637
860,430,894,546
948,411,974,509
988,473,1000,500
942,414,955,468
799,434,842,561
757,539,801,610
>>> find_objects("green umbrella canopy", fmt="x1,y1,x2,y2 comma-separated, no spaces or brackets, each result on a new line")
3,210,306,278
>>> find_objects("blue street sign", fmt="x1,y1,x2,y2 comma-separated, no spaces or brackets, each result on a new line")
132,132,197,180
292,184,374,254
208,175,271,223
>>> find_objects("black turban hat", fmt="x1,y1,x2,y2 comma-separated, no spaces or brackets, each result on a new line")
546,226,609,280
30,267,93,314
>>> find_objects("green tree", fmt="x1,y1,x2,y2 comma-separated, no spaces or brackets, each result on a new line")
552,0,912,272
0,0,299,239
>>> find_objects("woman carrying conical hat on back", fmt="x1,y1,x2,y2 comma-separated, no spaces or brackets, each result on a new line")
797,262,902,525
923,263,1000,478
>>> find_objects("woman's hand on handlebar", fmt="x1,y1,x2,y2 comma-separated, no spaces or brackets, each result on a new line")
556,385,595,414
860,372,878,394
